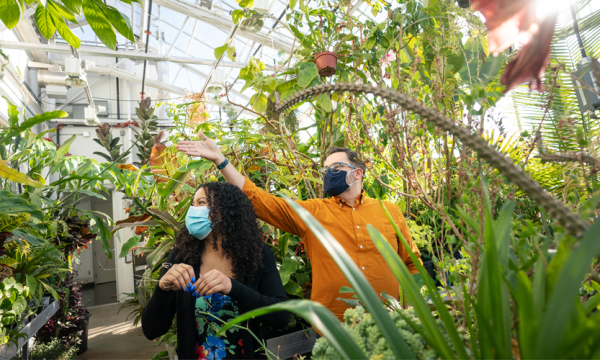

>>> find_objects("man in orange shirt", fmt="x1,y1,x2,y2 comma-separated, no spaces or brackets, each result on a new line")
177,132,421,320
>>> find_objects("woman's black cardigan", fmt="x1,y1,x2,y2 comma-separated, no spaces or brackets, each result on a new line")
142,243,290,359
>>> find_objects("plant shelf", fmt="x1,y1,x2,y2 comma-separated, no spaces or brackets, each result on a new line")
0,300,59,360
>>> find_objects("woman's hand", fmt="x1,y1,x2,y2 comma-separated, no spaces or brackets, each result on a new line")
158,264,198,292
192,270,232,298
176,131,225,165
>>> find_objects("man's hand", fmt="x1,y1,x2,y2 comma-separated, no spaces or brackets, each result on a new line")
192,269,233,298
158,264,198,292
176,130,225,165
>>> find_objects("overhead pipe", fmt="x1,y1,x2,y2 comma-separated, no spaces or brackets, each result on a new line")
38,70,68,86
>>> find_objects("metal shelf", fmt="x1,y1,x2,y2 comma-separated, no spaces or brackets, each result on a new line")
0,300,59,360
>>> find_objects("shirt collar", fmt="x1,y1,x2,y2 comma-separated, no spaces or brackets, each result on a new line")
334,189,366,208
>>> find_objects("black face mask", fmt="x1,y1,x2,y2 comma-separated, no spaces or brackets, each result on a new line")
323,169,357,197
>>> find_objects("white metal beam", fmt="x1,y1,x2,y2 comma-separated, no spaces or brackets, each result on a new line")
152,0,294,53
0,40,249,67
166,16,191,56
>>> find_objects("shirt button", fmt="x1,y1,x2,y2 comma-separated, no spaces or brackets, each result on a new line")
362,267,365,270
357,226,360,229
353,208,355,210
360,245,363,249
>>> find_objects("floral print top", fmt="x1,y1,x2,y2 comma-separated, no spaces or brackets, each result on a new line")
194,293,244,360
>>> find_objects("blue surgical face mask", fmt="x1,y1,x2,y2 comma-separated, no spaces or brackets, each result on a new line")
185,205,213,240
323,169,357,197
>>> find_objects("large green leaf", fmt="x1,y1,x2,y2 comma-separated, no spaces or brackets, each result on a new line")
54,134,76,161
477,183,512,359
509,270,538,359
35,4,57,39
367,225,459,359
83,0,116,50
279,257,299,285
51,11,81,48
0,213,30,233
216,300,367,360
119,235,140,258
282,197,415,359
0,166,43,188
19,111,69,131
102,4,135,42
298,65,319,87
0,0,20,30
147,208,182,232
0,197,44,220
61,0,82,13
249,93,267,113
535,218,600,358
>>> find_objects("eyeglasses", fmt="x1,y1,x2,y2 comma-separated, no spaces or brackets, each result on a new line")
318,162,357,176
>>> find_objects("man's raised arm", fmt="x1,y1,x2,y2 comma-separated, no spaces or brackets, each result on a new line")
176,130,246,190
176,131,310,237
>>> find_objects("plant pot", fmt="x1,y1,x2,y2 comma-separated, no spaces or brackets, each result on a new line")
76,311,92,355
315,51,338,77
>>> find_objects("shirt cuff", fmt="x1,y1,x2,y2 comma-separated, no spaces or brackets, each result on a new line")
227,278,246,300
242,176,256,201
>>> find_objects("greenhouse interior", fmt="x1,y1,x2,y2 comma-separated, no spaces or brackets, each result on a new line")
1,0,600,358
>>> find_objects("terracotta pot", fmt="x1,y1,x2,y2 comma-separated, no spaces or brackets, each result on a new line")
315,51,338,77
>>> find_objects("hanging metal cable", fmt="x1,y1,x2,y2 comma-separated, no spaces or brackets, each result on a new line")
140,0,154,101
570,4,587,58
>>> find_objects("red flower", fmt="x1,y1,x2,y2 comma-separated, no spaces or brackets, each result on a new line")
196,343,209,360
56,123,64,130
238,338,244,356
471,0,537,54
500,13,557,93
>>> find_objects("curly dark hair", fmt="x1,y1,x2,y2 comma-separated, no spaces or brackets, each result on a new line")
174,182,264,283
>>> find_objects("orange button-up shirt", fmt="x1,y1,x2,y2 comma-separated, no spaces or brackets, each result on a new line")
242,177,422,320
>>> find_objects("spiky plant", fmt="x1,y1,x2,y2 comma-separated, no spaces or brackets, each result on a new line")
133,97,160,167
93,123,129,163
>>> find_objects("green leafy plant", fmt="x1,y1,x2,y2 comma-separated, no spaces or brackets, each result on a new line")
0,277,31,347
93,123,130,163
0,0,138,50
27,337,78,360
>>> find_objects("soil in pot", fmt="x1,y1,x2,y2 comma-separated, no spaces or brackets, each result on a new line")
315,51,338,77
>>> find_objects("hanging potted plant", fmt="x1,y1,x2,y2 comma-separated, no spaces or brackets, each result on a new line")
290,9,355,77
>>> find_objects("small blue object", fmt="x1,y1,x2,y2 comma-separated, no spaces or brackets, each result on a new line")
180,286,183,290
192,277,196,283
216,158,229,170
192,291,197,296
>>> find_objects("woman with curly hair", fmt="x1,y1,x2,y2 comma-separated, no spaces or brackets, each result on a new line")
142,182,290,360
